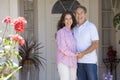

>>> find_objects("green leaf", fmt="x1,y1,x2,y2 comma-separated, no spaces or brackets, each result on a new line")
0,51,4,59
113,13,120,28
17,55,22,61
4,37,11,45
118,25,120,30
13,51,19,56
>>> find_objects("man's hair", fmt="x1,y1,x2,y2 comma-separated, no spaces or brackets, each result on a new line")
75,5,87,13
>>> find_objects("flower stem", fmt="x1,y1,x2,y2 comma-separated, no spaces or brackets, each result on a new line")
0,24,8,45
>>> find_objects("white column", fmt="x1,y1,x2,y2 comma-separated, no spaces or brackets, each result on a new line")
9,0,19,80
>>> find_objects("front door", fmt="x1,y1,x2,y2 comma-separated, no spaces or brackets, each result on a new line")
45,0,60,80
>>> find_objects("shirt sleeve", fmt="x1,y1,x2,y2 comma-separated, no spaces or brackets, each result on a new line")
90,24,99,41
56,30,76,57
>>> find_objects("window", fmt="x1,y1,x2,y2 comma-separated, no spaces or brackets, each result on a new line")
20,0,37,39
52,0,80,14
101,0,115,59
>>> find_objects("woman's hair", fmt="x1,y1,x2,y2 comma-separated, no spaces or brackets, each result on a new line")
57,11,77,30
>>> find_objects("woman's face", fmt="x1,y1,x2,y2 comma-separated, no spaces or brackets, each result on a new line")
75,8,86,25
64,14,73,29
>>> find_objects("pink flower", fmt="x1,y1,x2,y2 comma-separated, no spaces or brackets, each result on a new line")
11,34,25,46
2,16,11,24
12,17,27,33
19,38,25,46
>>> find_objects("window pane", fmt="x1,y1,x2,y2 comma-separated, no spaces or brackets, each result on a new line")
52,0,80,14
102,30,112,45
23,0,34,39
22,30,34,39
102,12,112,28
102,0,112,10
24,0,34,10
102,47,108,59
24,11,34,28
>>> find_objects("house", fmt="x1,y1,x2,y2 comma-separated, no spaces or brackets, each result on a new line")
0,0,120,80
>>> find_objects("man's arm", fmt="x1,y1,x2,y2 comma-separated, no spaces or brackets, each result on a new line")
77,40,99,58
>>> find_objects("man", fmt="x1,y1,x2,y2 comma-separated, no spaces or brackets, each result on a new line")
73,5,99,80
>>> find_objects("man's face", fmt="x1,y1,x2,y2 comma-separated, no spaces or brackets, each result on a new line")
75,8,86,25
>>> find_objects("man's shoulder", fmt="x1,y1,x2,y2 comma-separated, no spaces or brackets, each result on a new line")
86,21,96,30
87,20,96,27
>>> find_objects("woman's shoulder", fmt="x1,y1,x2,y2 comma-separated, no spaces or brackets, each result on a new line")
57,27,65,34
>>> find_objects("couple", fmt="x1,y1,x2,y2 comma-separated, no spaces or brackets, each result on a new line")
56,5,99,80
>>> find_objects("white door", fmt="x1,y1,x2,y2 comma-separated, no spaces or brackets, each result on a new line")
45,0,61,80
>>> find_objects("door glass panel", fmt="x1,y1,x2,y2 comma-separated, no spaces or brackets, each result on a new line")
24,0,33,10
102,47,108,59
23,0,34,38
102,12,112,28
24,11,34,28
102,30,111,45
52,0,80,14
22,30,34,38
102,0,112,10
101,0,113,60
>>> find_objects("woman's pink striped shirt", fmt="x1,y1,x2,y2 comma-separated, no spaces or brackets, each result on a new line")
56,27,77,68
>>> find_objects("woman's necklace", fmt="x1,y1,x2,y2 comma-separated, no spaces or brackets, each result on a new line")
59,0,75,11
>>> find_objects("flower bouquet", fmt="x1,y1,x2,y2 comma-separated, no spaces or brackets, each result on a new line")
0,16,27,80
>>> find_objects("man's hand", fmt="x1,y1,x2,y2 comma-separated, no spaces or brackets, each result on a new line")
77,53,85,58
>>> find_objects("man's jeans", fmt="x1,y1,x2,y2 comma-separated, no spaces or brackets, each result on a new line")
77,63,98,80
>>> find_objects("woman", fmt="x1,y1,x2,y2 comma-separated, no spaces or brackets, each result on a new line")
56,11,78,80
